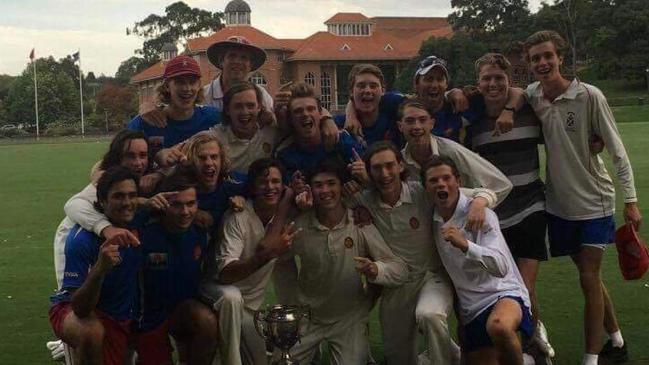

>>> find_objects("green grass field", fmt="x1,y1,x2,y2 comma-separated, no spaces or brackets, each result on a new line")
1,110,649,364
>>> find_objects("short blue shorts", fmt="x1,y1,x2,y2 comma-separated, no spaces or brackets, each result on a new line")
547,214,615,257
463,296,534,353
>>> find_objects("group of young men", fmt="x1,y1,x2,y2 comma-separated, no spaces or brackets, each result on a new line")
48,29,641,365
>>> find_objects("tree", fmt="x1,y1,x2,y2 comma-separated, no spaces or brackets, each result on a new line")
395,33,489,93
115,56,153,85
4,57,79,126
95,83,138,131
448,0,533,49
128,1,224,63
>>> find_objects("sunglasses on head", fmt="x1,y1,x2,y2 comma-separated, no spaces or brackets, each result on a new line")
419,56,447,69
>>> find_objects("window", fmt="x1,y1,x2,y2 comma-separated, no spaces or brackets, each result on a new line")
320,72,332,110
250,72,267,86
340,44,351,51
304,72,316,86
384,44,394,51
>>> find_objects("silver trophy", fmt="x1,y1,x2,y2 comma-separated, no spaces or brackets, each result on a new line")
254,304,310,365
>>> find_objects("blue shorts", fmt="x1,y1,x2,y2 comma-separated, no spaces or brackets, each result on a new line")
547,214,615,257
463,296,534,353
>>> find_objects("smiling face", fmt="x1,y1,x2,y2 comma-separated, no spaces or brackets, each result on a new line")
310,172,343,211
193,141,222,190
398,105,434,145
369,149,403,198
221,49,252,82
227,88,261,139
100,179,138,227
477,64,510,104
415,67,448,106
527,41,564,84
289,96,321,141
120,138,148,177
423,164,460,213
352,72,384,115
163,187,198,231
251,166,284,209
167,75,201,110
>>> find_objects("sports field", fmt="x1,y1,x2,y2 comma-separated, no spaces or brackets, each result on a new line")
1,106,649,364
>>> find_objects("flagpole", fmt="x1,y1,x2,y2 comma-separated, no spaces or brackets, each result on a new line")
32,53,40,141
78,48,85,137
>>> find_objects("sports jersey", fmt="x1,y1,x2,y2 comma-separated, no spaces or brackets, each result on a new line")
138,221,208,331
197,179,247,227
335,92,405,148
127,105,221,158
209,124,280,176
467,101,545,228
433,193,530,323
526,79,637,220
50,224,142,321
276,131,364,181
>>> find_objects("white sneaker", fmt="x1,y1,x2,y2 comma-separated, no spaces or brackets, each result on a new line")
533,321,556,358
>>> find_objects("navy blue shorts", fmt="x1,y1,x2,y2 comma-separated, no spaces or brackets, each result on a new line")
463,296,534,353
547,214,615,257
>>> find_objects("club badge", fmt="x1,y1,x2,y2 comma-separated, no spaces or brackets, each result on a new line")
344,237,354,249
410,217,420,229
148,252,168,269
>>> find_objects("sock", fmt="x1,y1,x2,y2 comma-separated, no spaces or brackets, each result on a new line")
582,353,598,365
609,330,624,348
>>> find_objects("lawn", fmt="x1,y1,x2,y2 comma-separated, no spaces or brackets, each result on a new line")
1,110,649,364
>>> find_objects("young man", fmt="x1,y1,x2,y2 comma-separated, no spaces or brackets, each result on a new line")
136,170,219,365
523,30,641,365
346,141,486,365
335,63,405,147
54,130,148,289
128,55,221,159
48,167,142,365
423,155,533,365
200,158,298,365
277,82,364,180
397,98,512,210
468,53,554,359
275,159,407,364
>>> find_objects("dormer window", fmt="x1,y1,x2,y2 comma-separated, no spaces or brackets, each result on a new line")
328,22,371,36
340,44,351,51
384,44,393,51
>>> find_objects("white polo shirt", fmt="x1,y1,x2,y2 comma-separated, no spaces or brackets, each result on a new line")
526,79,637,220
433,192,530,323
287,209,408,324
203,76,274,112
209,124,280,175
216,200,275,311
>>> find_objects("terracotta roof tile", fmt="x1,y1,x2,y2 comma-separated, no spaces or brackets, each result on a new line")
325,13,372,24
130,61,165,84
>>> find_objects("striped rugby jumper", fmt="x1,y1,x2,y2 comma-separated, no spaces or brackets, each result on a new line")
468,102,545,228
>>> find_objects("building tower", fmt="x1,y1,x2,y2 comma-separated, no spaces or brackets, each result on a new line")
224,0,251,26
160,42,178,62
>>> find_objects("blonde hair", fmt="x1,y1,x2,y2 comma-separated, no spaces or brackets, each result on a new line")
181,131,231,183
156,80,205,105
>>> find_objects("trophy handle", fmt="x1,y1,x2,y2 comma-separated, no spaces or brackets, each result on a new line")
253,309,268,340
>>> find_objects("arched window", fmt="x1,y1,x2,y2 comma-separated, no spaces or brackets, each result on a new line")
320,72,332,110
304,72,316,86
250,72,267,87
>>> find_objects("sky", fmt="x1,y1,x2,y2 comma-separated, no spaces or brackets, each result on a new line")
0,0,543,77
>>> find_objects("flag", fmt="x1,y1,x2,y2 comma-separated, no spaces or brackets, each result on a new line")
72,51,79,62
29,48,34,60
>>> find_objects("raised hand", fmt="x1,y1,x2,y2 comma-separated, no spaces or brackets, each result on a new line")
353,256,378,280
100,226,140,248
347,148,368,185
146,191,178,211
441,225,469,252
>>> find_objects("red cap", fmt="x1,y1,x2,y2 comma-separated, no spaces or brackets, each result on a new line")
615,224,649,280
164,55,201,79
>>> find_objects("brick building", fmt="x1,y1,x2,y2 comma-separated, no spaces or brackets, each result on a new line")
131,0,453,110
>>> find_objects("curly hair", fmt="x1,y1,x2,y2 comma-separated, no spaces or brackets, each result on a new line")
181,130,231,184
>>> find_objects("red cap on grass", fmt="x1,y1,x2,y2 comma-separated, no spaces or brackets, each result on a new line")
164,55,201,79
615,224,649,280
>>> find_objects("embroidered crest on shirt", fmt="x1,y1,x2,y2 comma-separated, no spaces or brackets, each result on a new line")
409,217,420,229
148,253,168,269
344,237,354,248
565,112,577,132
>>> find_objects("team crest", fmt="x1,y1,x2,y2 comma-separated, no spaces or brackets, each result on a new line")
565,112,576,132
193,245,202,260
262,142,272,154
148,252,168,269
344,237,354,249
409,217,420,229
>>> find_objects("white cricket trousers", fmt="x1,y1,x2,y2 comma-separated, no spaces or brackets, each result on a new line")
381,271,459,365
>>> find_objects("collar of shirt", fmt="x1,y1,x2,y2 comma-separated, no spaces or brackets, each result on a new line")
402,134,440,169
530,78,581,102
433,191,470,226
207,77,225,101
308,209,352,232
371,181,414,210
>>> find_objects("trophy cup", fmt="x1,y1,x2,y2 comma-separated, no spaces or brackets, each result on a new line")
254,304,310,365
